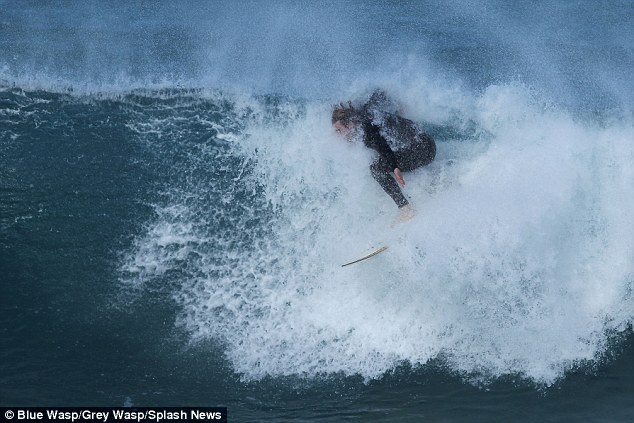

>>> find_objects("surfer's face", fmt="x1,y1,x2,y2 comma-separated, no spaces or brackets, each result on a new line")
334,120,355,140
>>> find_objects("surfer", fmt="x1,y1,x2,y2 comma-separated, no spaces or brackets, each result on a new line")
332,90,436,222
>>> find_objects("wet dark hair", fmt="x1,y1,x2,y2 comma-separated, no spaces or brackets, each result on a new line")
331,101,358,125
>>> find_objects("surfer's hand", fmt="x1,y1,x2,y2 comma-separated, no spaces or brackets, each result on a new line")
394,168,405,187
391,204,415,227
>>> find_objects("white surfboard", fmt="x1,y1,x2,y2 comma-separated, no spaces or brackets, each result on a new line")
341,245,388,267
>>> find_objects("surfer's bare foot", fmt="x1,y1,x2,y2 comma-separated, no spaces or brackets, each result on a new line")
392,204,415,226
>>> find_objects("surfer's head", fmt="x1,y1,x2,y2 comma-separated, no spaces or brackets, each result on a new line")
332,101,358,139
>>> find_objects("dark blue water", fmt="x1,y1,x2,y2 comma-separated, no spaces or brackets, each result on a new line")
1,1,633,421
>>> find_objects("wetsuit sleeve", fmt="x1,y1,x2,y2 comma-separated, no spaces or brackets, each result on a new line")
363,121,398,170
370,159,409,207
363,121,409,207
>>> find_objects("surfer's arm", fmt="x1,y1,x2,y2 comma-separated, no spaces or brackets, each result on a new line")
364,121,398,168
368,144,408,208
394,168,405,187
370,157,408,207
364,121,406,187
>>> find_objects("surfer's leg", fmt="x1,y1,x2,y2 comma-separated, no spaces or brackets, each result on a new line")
370,158,409,207
396,133,436,172
369,133,435,208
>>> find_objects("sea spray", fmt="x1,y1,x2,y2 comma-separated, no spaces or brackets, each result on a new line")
113,79,634,385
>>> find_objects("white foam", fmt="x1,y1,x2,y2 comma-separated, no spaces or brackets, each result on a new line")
119,79,633,386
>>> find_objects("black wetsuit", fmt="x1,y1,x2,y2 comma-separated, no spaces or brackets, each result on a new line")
361,109,436,208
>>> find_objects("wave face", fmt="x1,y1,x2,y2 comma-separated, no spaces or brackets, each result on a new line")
2,0,633,387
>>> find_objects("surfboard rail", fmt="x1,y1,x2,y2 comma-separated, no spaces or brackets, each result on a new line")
341,246,388,267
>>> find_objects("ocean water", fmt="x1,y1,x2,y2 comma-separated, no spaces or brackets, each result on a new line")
1,1,633,421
